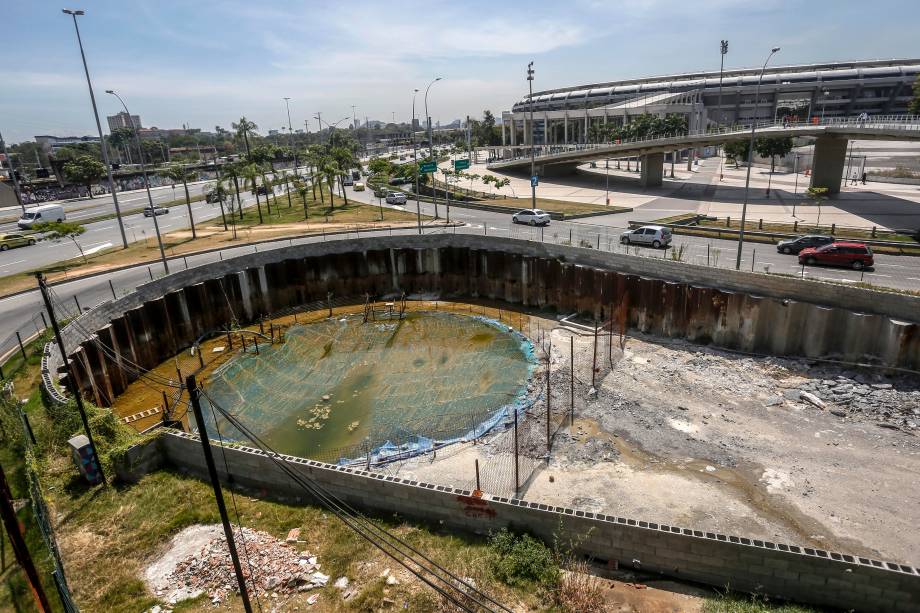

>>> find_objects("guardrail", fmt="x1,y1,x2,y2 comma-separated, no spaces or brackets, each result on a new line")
628,219,920,253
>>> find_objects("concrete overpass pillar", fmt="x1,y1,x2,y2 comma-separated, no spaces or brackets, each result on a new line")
810,136,848,195
510,119,517,146
564,115,568,144
640,152,664,187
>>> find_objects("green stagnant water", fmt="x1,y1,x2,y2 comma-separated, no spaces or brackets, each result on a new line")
200,311,534,460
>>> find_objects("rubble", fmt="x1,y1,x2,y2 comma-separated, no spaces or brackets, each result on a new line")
797,369,920,430
157,525,324,605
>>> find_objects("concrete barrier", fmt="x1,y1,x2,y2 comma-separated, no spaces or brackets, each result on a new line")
127,431,918,613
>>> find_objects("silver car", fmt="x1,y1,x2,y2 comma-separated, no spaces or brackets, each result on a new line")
512,209,551,226
385,192,407,205
620,225,672,248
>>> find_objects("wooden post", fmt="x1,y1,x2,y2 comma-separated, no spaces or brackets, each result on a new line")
109,279,117,300
15,332,26,360
197,346,205,369
226,330,233,350
591,319,599,388
475,459,481,492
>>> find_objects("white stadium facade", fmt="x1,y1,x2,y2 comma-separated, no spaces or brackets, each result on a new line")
501,58,920,146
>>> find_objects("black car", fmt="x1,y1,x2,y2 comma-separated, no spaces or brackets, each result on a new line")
776,235,834,255
256,185,269,195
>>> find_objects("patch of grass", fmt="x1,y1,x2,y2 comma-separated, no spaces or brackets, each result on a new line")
488,197,628,216
703,590,818,612
488,528,560,589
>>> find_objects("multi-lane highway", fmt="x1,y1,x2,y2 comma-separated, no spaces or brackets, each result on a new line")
2,163,920,361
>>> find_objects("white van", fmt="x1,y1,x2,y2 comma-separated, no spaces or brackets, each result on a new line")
18,204,65,229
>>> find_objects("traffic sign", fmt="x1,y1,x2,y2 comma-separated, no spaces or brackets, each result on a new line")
420,161,437,174
531,175,539,187
453,158,470,171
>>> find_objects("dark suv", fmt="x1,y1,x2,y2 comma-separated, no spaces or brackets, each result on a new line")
776,235,833,254
798,242,874,270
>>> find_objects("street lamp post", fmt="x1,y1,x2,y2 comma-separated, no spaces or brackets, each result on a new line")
528,62,536,211
821,89,830,122
735,47,780,271
106,90,169,274
0,130,24,212
424,78,442,219
412,89,422,234
63,8,128,250
424,78,442,160
717,40,728,125
283,97,296,173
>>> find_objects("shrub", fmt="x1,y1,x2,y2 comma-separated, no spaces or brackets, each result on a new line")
488,529,560,588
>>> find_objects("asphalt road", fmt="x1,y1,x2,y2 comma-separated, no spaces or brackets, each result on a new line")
2,165,920,360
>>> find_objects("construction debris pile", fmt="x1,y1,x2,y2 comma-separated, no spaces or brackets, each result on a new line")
166,527,328,605
794,368,920,430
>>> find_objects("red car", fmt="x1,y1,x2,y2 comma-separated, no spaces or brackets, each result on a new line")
798,241,874,270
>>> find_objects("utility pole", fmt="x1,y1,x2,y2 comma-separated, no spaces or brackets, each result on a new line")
0,130,24,213
0,462,52,613
528,62,536,211
412,89,422,234
36,273,107,486
186,375,254,613
63,9,129,250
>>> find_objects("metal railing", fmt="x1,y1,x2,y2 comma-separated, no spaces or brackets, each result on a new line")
489,114,920,165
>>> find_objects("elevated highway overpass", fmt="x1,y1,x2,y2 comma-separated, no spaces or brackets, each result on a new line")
484,116,920,194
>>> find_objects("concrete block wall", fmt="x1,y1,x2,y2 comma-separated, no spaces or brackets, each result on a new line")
45,235,920,405
157,431,920,612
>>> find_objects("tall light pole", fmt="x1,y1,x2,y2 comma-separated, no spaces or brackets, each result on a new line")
717,40,728,125
0,130,24,213
424,77,442,159
283,97,296,172
821,89,830,122
63,8,128,250
106,90,169,274
735,46,780,271
412,88,422,234
528,62,536,211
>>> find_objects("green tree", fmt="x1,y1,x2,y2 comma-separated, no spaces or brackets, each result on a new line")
754,137,794,174
35,221,87,261
723,140,750,167
249,144,278,170
54,142,102,162
241,163,265,223
232,116,258,157
806,186,829,227
62,155,107,198
909,75,920,115
368,157,392,178
160,163,199,238
293,177,309,220
321,160,344,209
108,127,136,163
481,174,496,196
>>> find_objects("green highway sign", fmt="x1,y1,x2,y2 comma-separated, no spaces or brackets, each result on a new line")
453,158,471,171
419,161,437,174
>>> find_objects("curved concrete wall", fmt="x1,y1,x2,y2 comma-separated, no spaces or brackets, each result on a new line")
48,235,920,406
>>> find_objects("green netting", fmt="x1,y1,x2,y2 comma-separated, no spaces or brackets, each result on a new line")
201,311,535,459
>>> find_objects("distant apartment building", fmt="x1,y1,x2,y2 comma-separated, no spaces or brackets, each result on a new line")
107,111,142,131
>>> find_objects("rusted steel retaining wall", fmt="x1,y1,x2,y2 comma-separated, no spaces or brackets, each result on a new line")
46,235,920,406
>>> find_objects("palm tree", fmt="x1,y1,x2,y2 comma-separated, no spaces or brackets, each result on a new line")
293,177,309,220
232,116,258,158
322,160,343,209
306,146,327,205
160,163,199,238
241,163,264,224
281,170,293,208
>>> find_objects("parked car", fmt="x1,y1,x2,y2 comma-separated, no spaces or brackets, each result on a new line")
776,234,834,254
353,182,366,192
799,242,874,270
143,205,169,217
351,170,361,180
620,225,672,248
512,209,551,226
341,175,354,187
0,233,37,251
17,204,65,229
388,177,409,186
385,192,408,205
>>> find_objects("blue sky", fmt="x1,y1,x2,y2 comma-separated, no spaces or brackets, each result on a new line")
2,0,919,143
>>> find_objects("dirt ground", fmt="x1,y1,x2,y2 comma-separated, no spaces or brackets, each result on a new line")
388,317,920,567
